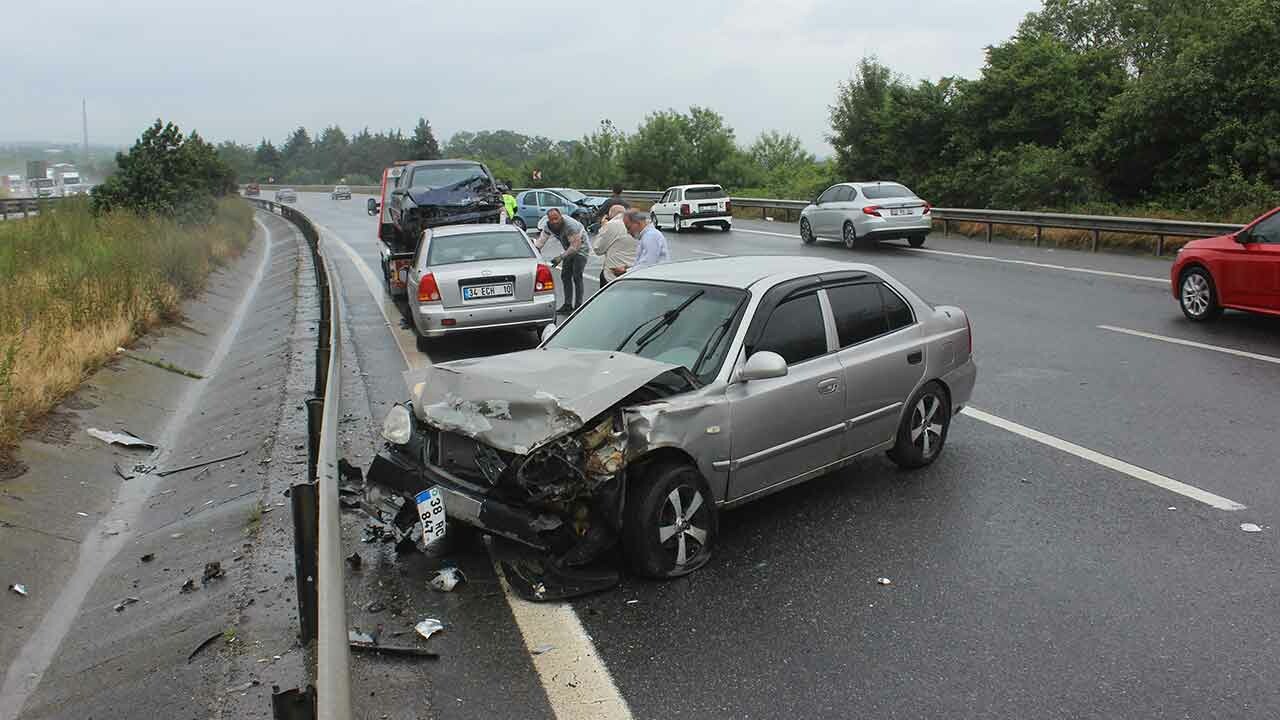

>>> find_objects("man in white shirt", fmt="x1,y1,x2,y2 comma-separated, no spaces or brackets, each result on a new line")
591,205,637,286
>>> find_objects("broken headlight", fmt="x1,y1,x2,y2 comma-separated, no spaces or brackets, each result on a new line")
382,403,413,445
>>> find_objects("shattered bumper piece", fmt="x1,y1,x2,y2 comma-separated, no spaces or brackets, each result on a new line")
492,538,619,602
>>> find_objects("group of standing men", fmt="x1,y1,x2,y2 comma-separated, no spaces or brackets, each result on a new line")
530,184,670,314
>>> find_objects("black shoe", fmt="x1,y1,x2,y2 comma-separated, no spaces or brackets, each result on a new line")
556,304,573,314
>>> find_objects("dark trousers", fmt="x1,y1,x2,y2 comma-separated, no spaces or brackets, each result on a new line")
561,252,587,308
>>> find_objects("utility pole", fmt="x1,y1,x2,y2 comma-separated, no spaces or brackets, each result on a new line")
81,98,88,162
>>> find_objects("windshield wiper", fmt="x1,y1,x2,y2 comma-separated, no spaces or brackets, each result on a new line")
691,315,732,378
614,290,705,353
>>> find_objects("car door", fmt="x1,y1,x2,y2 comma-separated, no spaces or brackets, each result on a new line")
1222,210,1280,310
812,185,842,236
824,281,926,454
726,291,846,501
831,185,858,237
653,189,672,228
516,191,539,227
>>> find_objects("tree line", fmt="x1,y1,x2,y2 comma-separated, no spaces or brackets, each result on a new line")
215,0,1279,220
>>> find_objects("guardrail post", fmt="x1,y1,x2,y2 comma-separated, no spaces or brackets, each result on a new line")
1091,229,1100,252
305,398,324,483
942,219,950,238
1035,226,1042,247
289,482,319,644
985,223,993,243
1155,235,1165,256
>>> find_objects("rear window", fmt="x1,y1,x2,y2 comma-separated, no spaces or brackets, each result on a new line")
861,184,914,200
684,186,726,200
426,231,533,266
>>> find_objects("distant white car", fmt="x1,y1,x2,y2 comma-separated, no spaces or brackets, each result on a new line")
649,184,732,232
331,185,351,200
275,188,298,203
800,181,932,249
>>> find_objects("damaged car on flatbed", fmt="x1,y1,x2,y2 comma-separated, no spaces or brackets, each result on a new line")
367,255,976,600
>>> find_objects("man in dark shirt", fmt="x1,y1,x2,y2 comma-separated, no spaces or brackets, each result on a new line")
599,183,630,218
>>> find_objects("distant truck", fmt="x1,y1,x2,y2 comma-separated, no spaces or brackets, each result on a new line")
29,177,57,198
26,160,47,185
370,159,506,298
59,172,89,196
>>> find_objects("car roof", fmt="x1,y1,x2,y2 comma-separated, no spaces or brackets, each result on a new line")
839,181,912,189
404,159,483,168
666,184,724,190
427,223,525,239
623,255,884,290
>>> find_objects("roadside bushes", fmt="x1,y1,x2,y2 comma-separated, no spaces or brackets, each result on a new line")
1,118,252,455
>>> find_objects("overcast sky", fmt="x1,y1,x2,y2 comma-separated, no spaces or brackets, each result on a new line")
2,0,1038,153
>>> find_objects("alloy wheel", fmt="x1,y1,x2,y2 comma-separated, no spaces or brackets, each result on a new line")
910,394,945,459
658,486,709,568
1181,273,1210,318
843,223,857,249
801,218,814,244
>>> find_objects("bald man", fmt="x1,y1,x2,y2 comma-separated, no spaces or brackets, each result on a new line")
591,204,637,286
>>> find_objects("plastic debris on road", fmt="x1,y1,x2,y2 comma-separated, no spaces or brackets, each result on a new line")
1241,523,1263,533
414,619,444,642
532,644,554,655
140,553,155,563
877,577,893,586
113,596,140,612
86,428,157,450
348,628,377,645
202,561,225,584
9,583,27,597
180,578,197,594
429,567,466,592
345,551,362,570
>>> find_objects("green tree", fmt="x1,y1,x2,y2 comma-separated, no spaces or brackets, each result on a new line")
749,131,814,173
828,58,897,181
280,126,313,178
409,117,441,160
92,119,235,223
254,139,281,181
314,125,350,181
215,140,257,182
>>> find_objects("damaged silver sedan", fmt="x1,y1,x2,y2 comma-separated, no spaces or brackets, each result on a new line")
367,256,976,599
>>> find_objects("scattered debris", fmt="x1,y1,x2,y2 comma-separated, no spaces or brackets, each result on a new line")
140,553,155,563
180,579,197,594
348,628,378,645
1241,523,1263,533
202,561,225,584
76,512,89,517
366,601,385,614
345,552,362,570
86,428,156,450
877,577,893,586
187,633,222,662
113,596,140,612
170,532,185,539
225,679,260,694
414,619,444,642
133,463,157,475
9,583,27,597
348,641,438,659
113,463,133,481
156,450,249,477
429,567,466,593
532,644,554,655
625,599,638,605
764,216,774,222
1167,507,1177,511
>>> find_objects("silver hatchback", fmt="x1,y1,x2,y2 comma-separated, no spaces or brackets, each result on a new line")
406,224,557,349
801,181,932,249
368,256,975,596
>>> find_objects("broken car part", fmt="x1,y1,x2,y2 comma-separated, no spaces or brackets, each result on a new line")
86,428,156,450
428,567,466,592
155,449,249,477
414,619,444,642
9,583,28,597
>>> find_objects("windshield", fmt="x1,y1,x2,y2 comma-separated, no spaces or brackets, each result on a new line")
547,279,747,382
861,183,914,199
31,179,54,188
410,164,492,191
684,186,726,200
553,188,587,202
425,230,534,266
62,175,81,184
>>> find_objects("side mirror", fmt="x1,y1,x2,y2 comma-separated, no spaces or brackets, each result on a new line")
1235,230,1252,244
366,198,379,213
738,351,788,382
540,324,557,344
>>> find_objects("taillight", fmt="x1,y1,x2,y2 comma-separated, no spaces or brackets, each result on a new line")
862,205,882,217
535,264,555,293
922,202,932,215
417,273,441,303
724,200,732,213
680,203,690,217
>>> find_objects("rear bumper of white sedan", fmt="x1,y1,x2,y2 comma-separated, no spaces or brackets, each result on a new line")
416,293,557,337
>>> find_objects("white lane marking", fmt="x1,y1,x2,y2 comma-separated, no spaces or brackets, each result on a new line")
689,248,727,257
1098,325,1280,366
962,406,1246,511
732,227,1168,285
314,219,632,720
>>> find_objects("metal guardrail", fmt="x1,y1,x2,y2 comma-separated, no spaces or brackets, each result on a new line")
245,198,351,720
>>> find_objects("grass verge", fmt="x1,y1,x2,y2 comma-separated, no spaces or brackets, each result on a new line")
0,197,253,456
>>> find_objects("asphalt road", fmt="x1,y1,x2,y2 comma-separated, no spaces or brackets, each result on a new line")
289,192,1280,719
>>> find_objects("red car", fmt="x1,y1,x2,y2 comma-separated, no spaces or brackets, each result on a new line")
1172,207,1280,321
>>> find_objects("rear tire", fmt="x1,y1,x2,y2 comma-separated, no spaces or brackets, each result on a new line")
800,218,815,244
1179,266,1222,322
908,234,926,248
672,215,682,233
888,381,951,469
623,462,717,579
415,334,431,353
843,222,857,249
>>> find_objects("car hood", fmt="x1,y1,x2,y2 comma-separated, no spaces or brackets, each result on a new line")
407,187,499,207
408,348,681,454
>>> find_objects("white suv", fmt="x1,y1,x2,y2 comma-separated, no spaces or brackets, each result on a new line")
649,184,732,232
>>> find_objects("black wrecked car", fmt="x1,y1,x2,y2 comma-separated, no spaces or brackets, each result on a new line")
384,160,505,253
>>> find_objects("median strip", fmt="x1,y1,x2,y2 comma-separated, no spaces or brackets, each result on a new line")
1098,325,1280,366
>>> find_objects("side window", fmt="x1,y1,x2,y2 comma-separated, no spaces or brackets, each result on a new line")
880,284,914,331
818,186,841,204
754,293,828,365
1250,213,1280,244
845,186,860,202
536,192,555,207
825,283,886,348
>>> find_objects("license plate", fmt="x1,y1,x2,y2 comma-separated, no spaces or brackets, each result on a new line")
890,208,914,217
415,487,446,545
463,283,514,300
700,204,718,212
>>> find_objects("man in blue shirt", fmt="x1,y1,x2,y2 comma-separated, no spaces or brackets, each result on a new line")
624,209,670,270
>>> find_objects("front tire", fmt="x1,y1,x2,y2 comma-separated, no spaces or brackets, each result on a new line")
512,216,527,231
623,462,717,579
800,218,815,244
1179,267,1222,322
888,381,951,469
843,221,857,249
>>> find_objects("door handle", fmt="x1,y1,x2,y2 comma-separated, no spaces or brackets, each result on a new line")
907,350,923,365
817,378,839,395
